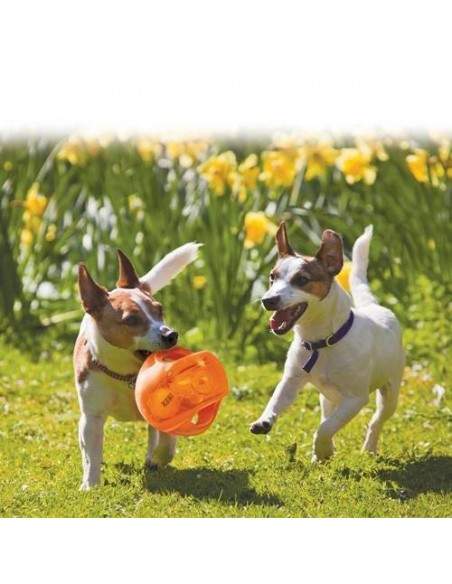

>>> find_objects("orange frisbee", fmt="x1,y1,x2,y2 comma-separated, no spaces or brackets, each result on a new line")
134,347,229,436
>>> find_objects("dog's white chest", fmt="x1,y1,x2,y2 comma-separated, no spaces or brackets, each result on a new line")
77,372,144,422
310,370,344,403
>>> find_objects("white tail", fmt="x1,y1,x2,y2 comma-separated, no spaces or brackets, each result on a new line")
140,242,201,294
350,225,378,308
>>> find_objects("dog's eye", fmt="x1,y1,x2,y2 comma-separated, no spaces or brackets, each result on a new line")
122,314,141,326
293,275,309,287
269,273,275,283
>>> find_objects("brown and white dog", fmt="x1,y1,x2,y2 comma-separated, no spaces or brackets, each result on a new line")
250,223,405,462
74,243,200,490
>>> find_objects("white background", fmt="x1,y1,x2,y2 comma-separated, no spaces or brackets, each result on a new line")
0,1,450,583
1,0,451,136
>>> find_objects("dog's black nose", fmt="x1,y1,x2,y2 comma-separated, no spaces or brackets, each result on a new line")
262,296,280,310
160,326,178,347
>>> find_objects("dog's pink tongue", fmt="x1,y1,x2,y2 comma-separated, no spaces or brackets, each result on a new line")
269,309,288,332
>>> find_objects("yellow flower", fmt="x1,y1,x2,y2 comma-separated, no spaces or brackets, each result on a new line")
136,138,162,162
45,224,57,242
336,260,352,292
166,141,209,168
437,139,452,179
3,160,13,172
24,183,47,216
20,229,33,247
198,151,237,196
128,194,144,213
355,138,388,162
260,150,297,189
23,212,42,233
239,154,260,189
57,138,89,166
192,275,207,290
406,149,428,183
244,211,276,248
233,154,260,201
336,148,376,185
299,142,339,181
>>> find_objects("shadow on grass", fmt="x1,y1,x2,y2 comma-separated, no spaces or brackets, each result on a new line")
142,465,284,508
377,455,452,501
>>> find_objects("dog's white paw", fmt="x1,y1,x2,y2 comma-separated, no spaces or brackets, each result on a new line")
312,433,334,462
79,480,99,491
250,419,272,435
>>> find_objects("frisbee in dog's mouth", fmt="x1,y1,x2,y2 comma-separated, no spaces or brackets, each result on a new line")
134,349,153,361
269,302,308,335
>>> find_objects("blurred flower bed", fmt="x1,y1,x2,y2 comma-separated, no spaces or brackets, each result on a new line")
0,133,451,369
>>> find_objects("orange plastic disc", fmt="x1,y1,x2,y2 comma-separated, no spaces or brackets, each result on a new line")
135,347,229,436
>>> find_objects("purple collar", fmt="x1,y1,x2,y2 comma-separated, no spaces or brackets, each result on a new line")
301,310,354,373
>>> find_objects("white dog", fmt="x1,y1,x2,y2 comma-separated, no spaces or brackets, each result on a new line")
250,223,405,462
74,243,200,490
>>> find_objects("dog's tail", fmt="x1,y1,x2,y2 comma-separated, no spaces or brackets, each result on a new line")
140,242,201,294
350,225,378,308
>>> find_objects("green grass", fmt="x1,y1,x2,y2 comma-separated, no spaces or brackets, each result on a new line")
0,338,451,518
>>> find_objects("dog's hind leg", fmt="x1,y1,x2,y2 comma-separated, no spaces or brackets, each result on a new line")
313,394,369,462
320,394,336,422
362,380,400,454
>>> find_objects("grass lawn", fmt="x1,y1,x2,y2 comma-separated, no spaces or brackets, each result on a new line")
0,338,451,518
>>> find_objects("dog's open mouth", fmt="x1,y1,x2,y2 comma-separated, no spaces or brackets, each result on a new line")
269,302,308,335
134,350,153,361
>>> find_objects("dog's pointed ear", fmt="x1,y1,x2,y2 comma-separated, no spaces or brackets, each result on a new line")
116,249,140,289
316,229,343,276
276,222,294,257
78,264,109,314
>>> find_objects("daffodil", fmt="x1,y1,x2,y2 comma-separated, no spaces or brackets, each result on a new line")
57,138,89,166
198,151,237,196
24,183,47,216
336,260,352,292
355,138,389,162
192,275,207,290
20,228,33,247
260,150,297,189
299,142,339,181
136,138,162,162
437,139,452,179
336,148,377,185
407,148,448,186
166,140,209,168
45,224,57,242
128,194,144,213
233,154,260,201
406,149,429,183
3,160,13,172
23,212,41,233
244,211,277,248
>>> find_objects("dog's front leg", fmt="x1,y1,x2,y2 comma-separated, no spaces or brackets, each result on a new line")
145,427,177,469
250,373,306,434
79,414,105,491
312,394,368,462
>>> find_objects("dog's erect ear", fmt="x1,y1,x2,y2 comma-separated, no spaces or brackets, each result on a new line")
116,249,140,289
275,222,294,257
316,229,343,276
78,264,109,314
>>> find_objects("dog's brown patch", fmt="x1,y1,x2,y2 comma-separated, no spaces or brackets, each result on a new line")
297,255,333,299
73,333,91,384
270,227,344,300
94,289,162,349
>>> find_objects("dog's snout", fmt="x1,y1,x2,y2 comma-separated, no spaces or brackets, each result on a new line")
262,296,280,311
160,325,178,347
